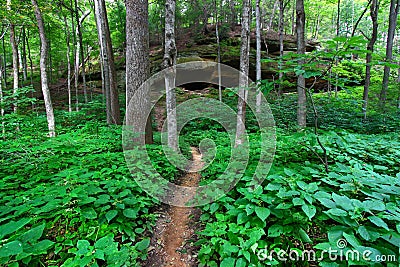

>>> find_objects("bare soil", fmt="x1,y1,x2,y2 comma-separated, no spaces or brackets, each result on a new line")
144,148,203,267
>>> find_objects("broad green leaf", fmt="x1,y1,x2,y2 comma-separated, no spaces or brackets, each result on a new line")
0,218,31,239
342,232,361,248
81,208,97,219
358,226,371,241
368,216,389,231
105,210,118,222
19,224,45,243
326,208,347,217
298,228,312,243
235,258,247,267
95,235,114,249
221,257,235,267
255,207,270,222
76,240,91,255
0,240,23,257
135,238,150,251
26,240,54,255
302,204,316,220
332,193,353,211
123,208,138,219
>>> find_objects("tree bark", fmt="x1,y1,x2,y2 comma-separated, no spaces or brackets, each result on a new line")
334,0,341,98
379,0,399,106
94,0,121,125
32,0,56,137
163,0,178,151
296,0,306,128
362,0,379,120
63,15,72,113
278,0,285,95
235,0,251,146
256,0,262,112
126,0,153,144
215,0,222,102
21,27,28,84
9,23,19,112
74,0,89,103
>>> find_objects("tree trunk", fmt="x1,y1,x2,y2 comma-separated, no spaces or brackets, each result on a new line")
362,0,379,120
0,57,4,138
268,0,279,31
278,0,285,95
21,27,28,84
256,0,262,112
296,0,306,128
64,15,72,113
126,0,153,144
235,0,251,146
2,28,7,90
10,24,19,113
94,0,121,125
334,0,341,98
215,0,222,102
163,0,178,151
74,0,89,103
379,0,399,106
32,0,56,137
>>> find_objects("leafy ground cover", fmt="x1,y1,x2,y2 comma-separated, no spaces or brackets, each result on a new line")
0,86,399,266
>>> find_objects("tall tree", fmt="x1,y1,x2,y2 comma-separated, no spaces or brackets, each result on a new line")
74,0,89,104
94,0,121,125
278,0,289,95
162,0,178,151
256,0,262,112
63,14,72,113
32,0,56,137
235,0,251,146
126,0,153,144
379,0,399,106
362,0,379,119
296,0,306,128
8,0,19,113
215,0,222,102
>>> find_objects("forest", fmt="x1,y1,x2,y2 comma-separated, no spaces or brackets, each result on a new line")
0,0,399,266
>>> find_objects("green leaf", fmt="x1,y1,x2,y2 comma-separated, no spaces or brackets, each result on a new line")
19,224,45,243
368,216,389,231
81,208,97,219
255,207,270,222
135,238,150,251
210,203,219,214
95,235,114,249
268,224,284,237
358,226,371,241
0,240,23,257
105,210,118,222
221,257,235,267
326,208,347,217
0,218,31,239
342,232,361,248
123,208,138,219
302,204,316,220
27,240,54,255
292,198,305,206
298,228,312,243
332,193,353,211
76,240,91,255
235,258,247,267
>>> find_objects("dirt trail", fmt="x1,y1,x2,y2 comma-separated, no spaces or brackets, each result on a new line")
145,147,203,267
